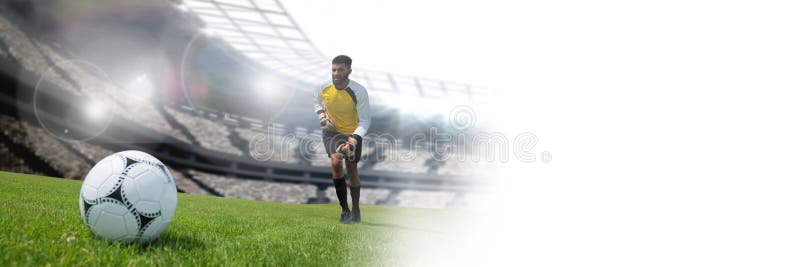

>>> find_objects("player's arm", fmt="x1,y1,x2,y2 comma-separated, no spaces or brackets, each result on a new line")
349,86,371,144
312,84,325,117
319,112,336,133
313,85,336,132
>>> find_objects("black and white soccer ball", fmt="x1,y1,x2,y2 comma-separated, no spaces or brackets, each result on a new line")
79,150,177,244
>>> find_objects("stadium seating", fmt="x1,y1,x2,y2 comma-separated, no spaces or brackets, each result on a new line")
0,16,192,145
104,97,194,145
0,138,48,176
0,16,81,95
371,147,431,174
58,138,216,195
436,158,472,176
167,166,215,196
235,126,301,163
187,169,317,204
0,11,482,209
43,47,189,144
63,140,114,164
0,114,91,179
433,152,500,177
165,107,243,156
308,153,330,167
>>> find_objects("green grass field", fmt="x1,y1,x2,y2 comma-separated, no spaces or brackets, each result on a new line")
0,171,453,266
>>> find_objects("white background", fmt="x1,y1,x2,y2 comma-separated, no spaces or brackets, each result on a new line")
283,0,800,265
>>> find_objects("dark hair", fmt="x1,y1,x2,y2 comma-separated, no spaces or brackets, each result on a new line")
332,55,352,68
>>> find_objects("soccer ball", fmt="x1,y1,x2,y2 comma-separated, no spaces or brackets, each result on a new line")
79,150,177,244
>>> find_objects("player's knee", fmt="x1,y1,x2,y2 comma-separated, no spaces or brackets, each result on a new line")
345,163,360,186
331,158,342,167
331,166,343,178
331,157,343,170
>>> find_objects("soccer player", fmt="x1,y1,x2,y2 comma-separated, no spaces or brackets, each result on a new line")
313,55,371,223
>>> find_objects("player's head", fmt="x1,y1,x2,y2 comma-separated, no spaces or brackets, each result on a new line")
332,55,352,89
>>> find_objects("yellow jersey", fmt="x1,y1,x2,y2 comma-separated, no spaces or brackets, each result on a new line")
313,80,371,136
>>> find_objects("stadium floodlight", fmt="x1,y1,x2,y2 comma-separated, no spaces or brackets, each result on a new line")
127,74,153,100
254,74,285,100
84,99,108,121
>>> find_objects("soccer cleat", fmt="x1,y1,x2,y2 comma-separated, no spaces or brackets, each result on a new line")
351,210,361,223
340,211,352,224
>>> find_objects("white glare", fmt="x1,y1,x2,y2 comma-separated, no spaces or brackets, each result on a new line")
128,74,153,100
85,100,107,121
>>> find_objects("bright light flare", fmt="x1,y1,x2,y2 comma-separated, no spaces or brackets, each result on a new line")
84,99,108,121
127,74,153,100
253,74,285,100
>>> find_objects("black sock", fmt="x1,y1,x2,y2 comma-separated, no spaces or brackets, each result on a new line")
350,186,360,212
333,177,349,212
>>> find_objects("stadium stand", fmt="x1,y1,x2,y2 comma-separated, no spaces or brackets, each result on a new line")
372,147,431,174
0,114,91,179
63,140,114,164
187,169,317,204
0,2,486,209
436,158,471,177
308,154,330,168
235,126,297,163
167,166,216,195
0,16,80,95
424,157,446,174
0,14,193,145
433,152,501,177
0,137,49,176
102,97,194,145
64,138,216,196
61,139,211,195
165,107,244,156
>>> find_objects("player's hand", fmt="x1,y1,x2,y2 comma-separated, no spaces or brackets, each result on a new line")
337,135,358,159
336,142,355,159
346,136,358,146
319,112,336,132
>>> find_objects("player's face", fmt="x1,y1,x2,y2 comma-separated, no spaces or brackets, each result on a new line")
332,63,351,88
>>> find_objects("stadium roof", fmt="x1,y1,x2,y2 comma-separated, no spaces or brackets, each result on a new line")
179,0,486,106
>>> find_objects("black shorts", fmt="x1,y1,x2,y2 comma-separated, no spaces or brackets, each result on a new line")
322,132,363,163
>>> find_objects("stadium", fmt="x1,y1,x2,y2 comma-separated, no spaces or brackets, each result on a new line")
4,0,793,266
0,0,494,207
0,0,495,265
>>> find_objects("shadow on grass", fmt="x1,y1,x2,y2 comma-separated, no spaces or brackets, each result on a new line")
133,232,206,252
358,222,443,235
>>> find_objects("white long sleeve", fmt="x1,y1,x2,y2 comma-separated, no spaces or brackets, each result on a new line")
350,81,371,137
312,83,326,115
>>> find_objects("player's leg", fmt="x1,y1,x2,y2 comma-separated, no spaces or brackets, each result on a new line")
331,154,353,223
324,132,351,223
330,153,350,213
345,134,363,222
345,161,361,222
